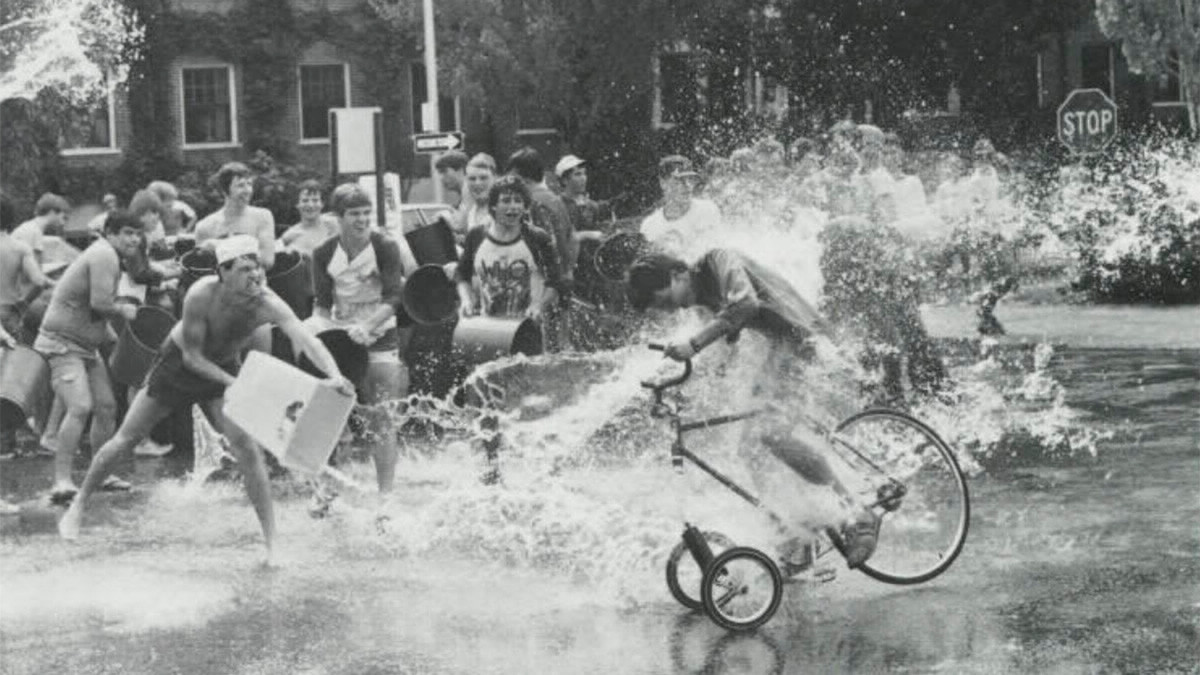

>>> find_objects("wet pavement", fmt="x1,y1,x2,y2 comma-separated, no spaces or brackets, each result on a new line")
1,309,1198,674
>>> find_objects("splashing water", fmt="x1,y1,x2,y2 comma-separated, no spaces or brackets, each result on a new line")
0,0,141,103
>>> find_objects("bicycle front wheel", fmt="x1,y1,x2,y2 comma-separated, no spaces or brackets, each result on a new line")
832,408,969,584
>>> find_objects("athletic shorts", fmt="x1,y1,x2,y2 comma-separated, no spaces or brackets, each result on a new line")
144,340,238,411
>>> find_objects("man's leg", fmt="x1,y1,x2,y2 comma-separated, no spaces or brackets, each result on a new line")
39,393,65,453
58,388,173,539
47,355,94,495
362,355,403,493
84,357,119,458
199,397,275,558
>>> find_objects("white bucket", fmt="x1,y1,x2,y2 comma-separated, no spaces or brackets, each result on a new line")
222,351,355,476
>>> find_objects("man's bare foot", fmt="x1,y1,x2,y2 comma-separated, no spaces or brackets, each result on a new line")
58,504,82,540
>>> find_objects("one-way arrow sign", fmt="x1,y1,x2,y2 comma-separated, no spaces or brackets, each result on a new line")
412,131,465,154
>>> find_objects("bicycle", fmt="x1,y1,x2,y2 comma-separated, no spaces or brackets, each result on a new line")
642,344,970,631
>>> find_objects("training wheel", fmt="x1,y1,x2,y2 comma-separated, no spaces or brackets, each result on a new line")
665,530,735,610
701,547,783,632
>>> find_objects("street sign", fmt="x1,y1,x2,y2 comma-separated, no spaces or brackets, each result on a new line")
1057,88,1118,156
412,131,464,154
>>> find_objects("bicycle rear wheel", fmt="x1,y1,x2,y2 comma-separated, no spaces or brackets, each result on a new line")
832,408,969,584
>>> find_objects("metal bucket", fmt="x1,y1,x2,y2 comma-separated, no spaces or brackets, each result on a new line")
404,219,458,266
453,317,543,367
267,249,314,319
0,345,51,433
402,264,459,325
109,306,177,387
296,328,369,386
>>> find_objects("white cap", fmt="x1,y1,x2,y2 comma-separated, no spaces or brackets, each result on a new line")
214,234,259,265
554,154,586,178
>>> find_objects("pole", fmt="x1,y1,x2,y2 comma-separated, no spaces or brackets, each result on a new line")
423,0,443,204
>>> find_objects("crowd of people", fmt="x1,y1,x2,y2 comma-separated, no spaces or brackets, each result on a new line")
0,125,1013,569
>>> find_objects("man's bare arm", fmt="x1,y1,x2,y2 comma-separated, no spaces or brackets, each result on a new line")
269,295,348,387
88,250,136,321
256,210,276,270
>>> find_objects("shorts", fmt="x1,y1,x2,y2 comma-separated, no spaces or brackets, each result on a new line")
144,339,238,411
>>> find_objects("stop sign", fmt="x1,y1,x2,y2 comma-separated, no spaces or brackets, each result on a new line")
1057,88,1118,155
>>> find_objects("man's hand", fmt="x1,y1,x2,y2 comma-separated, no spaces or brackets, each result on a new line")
663,339,697,362
0,331,15,349
459,302,477,319
119,302,139,322
525,303,544,322
326,375,356,398
347,323,371,346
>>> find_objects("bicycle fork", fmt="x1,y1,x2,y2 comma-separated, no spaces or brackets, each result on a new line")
681,523,717,570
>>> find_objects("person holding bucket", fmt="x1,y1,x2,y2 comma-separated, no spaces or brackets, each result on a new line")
33,211,145,503
307,184,407,494
455,175,563,323
59,235,355,561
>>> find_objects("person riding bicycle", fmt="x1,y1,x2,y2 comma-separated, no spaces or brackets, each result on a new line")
625,248,880,569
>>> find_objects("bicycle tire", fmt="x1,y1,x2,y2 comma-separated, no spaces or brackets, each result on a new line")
833,408,969,585
701,547,783,632
666,530,735,610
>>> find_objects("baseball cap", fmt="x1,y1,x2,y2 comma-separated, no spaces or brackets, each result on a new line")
657,155,699,180
555,154,586,178
215,234,259,265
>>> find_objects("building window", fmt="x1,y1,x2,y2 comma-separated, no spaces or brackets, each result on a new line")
1152,50,1183,105
181,65,235,146
299,64,348,141
410,63,458,132
60,85,117,154
1080,44,1114,97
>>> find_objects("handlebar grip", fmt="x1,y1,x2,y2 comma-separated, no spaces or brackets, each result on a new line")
648,343,666,352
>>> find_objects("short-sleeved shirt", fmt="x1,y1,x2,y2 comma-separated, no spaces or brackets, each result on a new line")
311,231,405,346
457,224,561,318
640,198,723,261
691,248,829,348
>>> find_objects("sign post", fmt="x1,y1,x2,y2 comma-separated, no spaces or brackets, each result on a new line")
329,107,386,229
1057,88,1118,156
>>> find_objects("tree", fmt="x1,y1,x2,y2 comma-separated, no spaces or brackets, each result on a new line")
1,0,141,208
1096,0,1200,134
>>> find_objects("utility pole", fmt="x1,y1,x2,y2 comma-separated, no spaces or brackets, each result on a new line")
423,0,444,204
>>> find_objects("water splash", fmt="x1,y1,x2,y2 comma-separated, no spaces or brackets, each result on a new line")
0,0,142,103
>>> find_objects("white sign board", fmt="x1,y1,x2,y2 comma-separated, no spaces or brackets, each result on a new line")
331,107,381,174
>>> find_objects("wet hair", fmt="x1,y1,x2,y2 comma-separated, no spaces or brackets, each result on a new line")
102,209,143,236
329,183,373,216
467,152,497,173
296,178,326,200
214,162,254,195
128,189,166,222
626,253,688,311
0,192,15,232
35,192,69,216
146,180,178,203
487,175,532,211
434,150,469,173
507,147,544,182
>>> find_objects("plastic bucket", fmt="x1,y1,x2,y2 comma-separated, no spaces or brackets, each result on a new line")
109,306,177,387
0,345,51,432
402,264,459,325
179,248,218,297
267,249,314,319
296,328,369,386
172,236,197,257
405,220,458,266
453,317,543,367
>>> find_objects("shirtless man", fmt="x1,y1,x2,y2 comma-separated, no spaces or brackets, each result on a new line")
0,194,53,340
194,162,277,269
59,235,355,561
34,211,143,501
279,179,338,256
12,192,69,265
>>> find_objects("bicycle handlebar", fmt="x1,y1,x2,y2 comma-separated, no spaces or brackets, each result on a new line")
641,343,692,392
